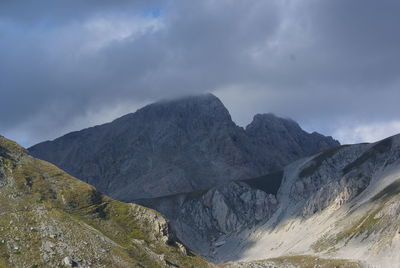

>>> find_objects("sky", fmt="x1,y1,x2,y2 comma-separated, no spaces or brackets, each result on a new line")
1,0,400,147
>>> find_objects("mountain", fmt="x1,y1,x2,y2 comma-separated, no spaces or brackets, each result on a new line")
171,134,400,267
0,135,215,268
29,93,339,200
17,93,400,267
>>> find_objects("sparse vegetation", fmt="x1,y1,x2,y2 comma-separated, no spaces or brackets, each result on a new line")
312,206,383,252
0,137,214,268
371,179,400,202
221,255,362,268
266,255,362,268
0,147,10,159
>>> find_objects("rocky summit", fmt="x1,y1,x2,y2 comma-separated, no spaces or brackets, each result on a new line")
0,135,215,268
29,93,339,201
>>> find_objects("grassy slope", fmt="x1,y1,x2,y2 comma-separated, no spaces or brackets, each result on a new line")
0,136,213,268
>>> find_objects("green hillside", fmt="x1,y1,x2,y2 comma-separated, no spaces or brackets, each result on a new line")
0,136,214,268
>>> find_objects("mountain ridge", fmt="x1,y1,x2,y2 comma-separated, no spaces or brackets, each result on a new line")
29,93,339,201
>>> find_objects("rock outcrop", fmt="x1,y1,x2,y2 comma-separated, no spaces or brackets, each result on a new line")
29,94,339,200
137,180,280,258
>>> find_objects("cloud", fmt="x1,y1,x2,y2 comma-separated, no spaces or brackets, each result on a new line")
0,0,399,146
334,121,400,144
2,99,150,147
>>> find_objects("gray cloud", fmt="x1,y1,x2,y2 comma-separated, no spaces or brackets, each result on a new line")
1,0,400,146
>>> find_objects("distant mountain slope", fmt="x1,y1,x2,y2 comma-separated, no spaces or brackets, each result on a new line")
137,134,400,268
210,134,400,267
29,94,339,200
0,135,214,268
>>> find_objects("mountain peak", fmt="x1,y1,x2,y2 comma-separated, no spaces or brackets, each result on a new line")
158,92,220,104
245,113,302,136
139,93,231,121
29,96,339,200
112,93,233,128
145,93,222,108
246,113,339,147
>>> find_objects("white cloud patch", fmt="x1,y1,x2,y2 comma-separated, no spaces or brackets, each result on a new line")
3,99,150,148
334,121,400,144
82,15,163,53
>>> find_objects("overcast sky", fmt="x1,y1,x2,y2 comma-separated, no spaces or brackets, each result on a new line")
1,0,399,147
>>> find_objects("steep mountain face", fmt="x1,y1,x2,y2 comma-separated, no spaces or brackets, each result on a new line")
136,179,280,259
139,134,400,267
0,136,215,268
209,134,400,267
29,94,339,200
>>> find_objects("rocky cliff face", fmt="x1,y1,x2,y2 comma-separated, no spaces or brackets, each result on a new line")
213,134,400,268
138,134,400,268
29,94,339,200
0,135,215,268
137,180,280,258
